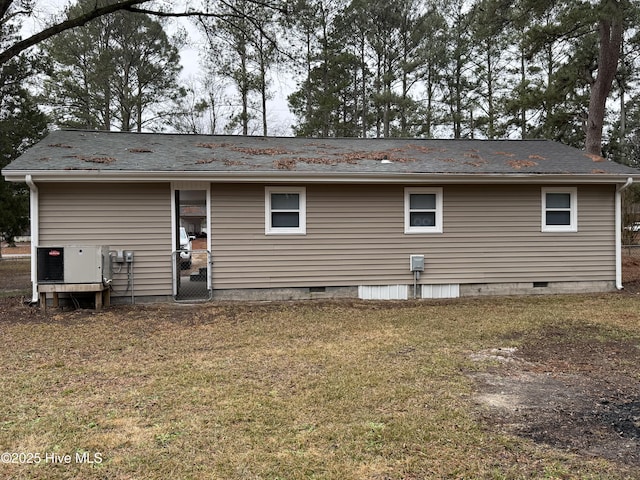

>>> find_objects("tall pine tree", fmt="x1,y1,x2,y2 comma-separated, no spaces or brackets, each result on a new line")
42,0,183,132
0,13,48,249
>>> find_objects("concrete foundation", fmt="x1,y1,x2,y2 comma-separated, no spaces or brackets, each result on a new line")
110,294,174,305
211,286,358,301
208,281,615,302
101,281,617,305
460,281,616,297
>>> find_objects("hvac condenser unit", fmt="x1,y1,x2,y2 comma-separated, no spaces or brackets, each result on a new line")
37,246,111,284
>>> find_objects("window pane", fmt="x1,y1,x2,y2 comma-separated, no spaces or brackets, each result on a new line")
546,211,571,226
546,193,570,209
410,211,436,227
272,212,299,228
271,193,299,210
410,194,436,210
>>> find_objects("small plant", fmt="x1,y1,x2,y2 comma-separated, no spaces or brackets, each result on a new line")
154,431,181,448
365,421,385,451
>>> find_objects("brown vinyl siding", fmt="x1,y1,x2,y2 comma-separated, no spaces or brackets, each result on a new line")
210,184,615,289
35,181,616,297
38,183,172,297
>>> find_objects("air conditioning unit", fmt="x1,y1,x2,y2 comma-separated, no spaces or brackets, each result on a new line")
37,246,111,284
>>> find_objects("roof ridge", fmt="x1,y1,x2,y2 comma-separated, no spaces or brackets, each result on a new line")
55,129,555,143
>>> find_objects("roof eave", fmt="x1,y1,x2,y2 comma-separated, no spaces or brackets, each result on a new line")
3,169,638,184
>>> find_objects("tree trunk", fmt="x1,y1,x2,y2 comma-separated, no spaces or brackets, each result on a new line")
136,84,143,132
240,42,249,136
520,36,526,138
121,66,131,131
305,32,312,130
260,59,267,136
104,85,111,130
360,35,367,138
486,46,494,139
585,4,624,156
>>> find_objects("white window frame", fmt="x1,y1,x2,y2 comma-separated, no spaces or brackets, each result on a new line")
265,186,306,235
541,187,577,233
404,187,443,234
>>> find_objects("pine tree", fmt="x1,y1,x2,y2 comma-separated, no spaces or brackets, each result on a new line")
0,13,48,250
43,0,183,132
200,0,281,136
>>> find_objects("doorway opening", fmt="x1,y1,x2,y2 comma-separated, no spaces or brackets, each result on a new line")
173,188,211,301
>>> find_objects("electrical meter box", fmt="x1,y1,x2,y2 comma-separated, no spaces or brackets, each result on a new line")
37,246,111,284
410,254,425,272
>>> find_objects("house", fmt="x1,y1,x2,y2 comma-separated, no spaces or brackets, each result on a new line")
3,129,640,304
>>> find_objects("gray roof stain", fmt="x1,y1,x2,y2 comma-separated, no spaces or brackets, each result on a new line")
4,129,640,177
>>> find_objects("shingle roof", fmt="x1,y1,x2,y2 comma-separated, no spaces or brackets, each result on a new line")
4,129,640,178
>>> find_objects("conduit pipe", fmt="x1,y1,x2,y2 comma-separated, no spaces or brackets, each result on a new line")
25,175,39,303
616,177,634,290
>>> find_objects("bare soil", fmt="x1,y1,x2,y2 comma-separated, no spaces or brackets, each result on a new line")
623,255,640,293
471,334,640,467
0,240,30,256
467,258,640,467
2,255,640,471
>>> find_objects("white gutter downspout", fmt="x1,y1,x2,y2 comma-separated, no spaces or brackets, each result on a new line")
25,175,38,303
616,177,634,290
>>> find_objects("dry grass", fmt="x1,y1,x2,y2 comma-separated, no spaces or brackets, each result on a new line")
0,258,31,298
1,293,640,479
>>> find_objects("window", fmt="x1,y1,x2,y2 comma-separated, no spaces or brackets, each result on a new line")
404,187,443,233
542,187,577,232
265,187,306,234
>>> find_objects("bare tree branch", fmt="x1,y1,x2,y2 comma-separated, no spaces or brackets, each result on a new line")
0,0,150,65
128,0,286,17
1,0,34,28
0,0,287,66
0,0,15,21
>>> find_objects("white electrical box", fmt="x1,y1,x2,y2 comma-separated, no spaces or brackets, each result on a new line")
410,255,425,272
37,245,111,284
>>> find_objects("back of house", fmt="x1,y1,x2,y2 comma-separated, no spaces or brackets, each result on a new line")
3,130,639,305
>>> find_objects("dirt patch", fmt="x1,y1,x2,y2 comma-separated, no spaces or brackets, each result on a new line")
0,241,30,256
623,255,640,294
624,255,640,280
471,327,640,466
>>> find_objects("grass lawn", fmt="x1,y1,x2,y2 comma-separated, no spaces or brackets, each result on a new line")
0,258,30,298
1,289,640,480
